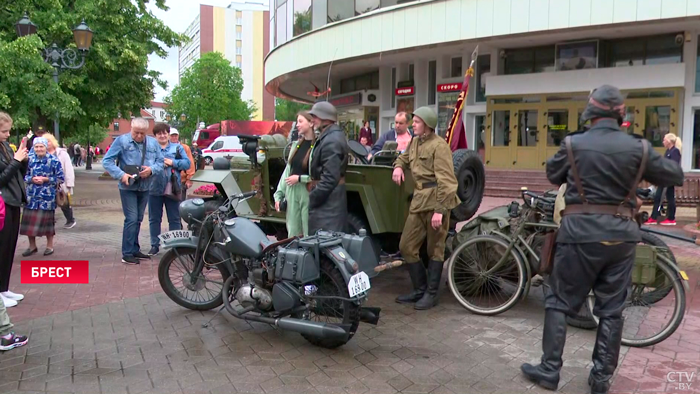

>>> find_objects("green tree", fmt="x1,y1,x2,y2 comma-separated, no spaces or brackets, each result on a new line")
275,98,311,121
165,52,255,141
65,123,108,148
0,0,184,141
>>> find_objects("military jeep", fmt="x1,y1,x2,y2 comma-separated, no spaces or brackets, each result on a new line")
190,132,486,256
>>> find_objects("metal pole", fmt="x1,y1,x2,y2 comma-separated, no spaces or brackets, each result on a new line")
53,67,60,142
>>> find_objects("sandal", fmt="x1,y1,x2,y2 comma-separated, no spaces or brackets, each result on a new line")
43,248,54,256
22,248,38,257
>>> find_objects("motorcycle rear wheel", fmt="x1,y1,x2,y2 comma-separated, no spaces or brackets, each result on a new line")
298,257,361,349
158,247,230,311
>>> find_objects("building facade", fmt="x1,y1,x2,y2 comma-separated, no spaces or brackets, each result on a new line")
179,0,275,121
265,0,700,172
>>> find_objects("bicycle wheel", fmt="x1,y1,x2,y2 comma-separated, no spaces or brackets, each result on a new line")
586,256,685,347
447,235,528,316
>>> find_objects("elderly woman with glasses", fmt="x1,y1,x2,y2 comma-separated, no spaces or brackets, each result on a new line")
19,137,65,256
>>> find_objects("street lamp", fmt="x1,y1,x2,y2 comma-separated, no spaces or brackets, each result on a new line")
15,13,94,142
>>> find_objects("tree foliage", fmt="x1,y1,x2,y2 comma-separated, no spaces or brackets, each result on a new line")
64,123,108,148
0,0,184,140
164,52,255,141
275,98,311,121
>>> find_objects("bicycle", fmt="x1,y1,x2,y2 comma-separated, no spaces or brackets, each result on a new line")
446,187,690,347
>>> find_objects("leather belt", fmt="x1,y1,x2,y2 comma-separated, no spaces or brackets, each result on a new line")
307,176,345,192
561,204,635,219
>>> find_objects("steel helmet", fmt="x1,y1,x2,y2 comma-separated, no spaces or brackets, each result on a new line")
308,101,338,122
412,106,438,130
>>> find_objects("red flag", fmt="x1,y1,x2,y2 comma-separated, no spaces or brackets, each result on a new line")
444,46,479,152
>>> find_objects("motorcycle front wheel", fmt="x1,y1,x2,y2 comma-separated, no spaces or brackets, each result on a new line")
158,247,230,311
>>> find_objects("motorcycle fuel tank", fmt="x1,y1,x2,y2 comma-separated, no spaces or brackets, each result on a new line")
222,218,269,258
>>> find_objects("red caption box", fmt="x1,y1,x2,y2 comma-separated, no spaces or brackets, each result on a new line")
21,260,89,284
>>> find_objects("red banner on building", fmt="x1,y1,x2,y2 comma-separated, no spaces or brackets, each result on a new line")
21,260,89,284
437,83,463,92
395,87,415,96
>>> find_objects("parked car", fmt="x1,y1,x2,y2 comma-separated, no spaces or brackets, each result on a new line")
201,136,248,165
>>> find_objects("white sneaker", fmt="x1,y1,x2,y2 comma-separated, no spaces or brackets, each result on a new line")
1,291,24,301
0,294,18,308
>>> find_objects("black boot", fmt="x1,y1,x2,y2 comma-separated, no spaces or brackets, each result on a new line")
414,260,444,310
395,262,427,304
521,309,567,390
588,316,623,394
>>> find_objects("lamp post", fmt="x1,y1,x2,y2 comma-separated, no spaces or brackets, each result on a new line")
15,13,93,143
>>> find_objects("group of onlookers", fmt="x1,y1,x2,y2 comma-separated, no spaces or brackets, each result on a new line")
102,118,195,265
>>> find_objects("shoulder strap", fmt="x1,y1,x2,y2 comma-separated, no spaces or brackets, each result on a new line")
624,139,649,205
564,136,587,205
139,138,148,168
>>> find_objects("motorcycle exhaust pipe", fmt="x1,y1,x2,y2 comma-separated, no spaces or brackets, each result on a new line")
359,306,381,325
222,276,350,340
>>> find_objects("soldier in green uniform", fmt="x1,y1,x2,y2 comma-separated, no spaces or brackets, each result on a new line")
391,106,461,310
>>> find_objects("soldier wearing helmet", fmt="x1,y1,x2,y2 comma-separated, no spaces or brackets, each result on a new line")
521,85,683,394
306,101,349,234
391,106,460,310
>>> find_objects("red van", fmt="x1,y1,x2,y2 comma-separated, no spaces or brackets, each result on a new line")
192,124,221,148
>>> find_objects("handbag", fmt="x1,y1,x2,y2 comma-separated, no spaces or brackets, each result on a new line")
0,191,6,232
56,181,68,208
164,147,183,201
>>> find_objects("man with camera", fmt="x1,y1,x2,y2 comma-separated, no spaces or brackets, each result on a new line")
103,118,164,265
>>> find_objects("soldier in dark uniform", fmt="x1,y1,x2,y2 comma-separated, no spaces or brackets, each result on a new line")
520,85,684,394
392,106,461,310
306,101,349,234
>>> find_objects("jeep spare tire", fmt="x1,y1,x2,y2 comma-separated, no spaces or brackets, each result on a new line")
451,149,485,222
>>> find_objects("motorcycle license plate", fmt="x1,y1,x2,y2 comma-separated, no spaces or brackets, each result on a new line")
158,230,193,242
348,272,371,298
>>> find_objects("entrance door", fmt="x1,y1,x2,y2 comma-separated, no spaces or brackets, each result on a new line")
486,110,512,167
542,104,578,167
513,107,541,169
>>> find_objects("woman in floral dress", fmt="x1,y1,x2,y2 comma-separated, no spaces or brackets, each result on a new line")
20,137,64,256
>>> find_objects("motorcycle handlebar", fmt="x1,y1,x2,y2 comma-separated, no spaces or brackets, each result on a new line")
233,191,257,200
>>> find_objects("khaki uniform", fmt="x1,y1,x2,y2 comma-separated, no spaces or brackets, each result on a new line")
394,133,460,263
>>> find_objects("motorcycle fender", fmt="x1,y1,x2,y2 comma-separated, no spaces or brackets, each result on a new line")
163,238,236,277
322,247,359,288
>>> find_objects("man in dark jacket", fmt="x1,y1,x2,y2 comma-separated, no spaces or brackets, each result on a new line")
307,101,348,234
368,112,413,159
520,85,684,394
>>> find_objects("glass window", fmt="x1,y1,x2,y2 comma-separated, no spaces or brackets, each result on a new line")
556,41,598,71
371,71,380,89
276,3,287,46
356,74,371,90
518,110,538,147
381,0,416,6
697,37,700,92
492,111,511,147
312,0,326,29
201,132,210,140
391,67,396,108
340,79,355,94
546,109,569,147
408,64,414,81
328,0,354,22
475,115,485,151
476,54,490,102
236,47,241,55
356,0,380,15
693,110,700,169
451,57,462,77
275,0,286,6
211,141,223,150
624,106,636,135
113,122,119,132
610,38,644,67
505,48,534,74
644,106,671,148
428,60,437,105
534,47,555,73
437,92,460,137
646,35,682,65
293,0,312,36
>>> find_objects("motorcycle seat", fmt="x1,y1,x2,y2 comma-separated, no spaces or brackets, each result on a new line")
260,236,298,254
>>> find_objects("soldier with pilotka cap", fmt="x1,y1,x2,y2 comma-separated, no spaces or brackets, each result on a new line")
521,85,683,394
392,106,460,310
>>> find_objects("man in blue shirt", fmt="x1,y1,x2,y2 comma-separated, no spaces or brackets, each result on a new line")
103,118,164,265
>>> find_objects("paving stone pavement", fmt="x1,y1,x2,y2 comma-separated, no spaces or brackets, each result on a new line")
1,168,698,394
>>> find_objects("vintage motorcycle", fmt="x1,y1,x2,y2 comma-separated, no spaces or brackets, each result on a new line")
157,192,382,349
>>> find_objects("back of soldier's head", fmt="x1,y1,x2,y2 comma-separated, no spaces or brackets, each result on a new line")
580,85,626,124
